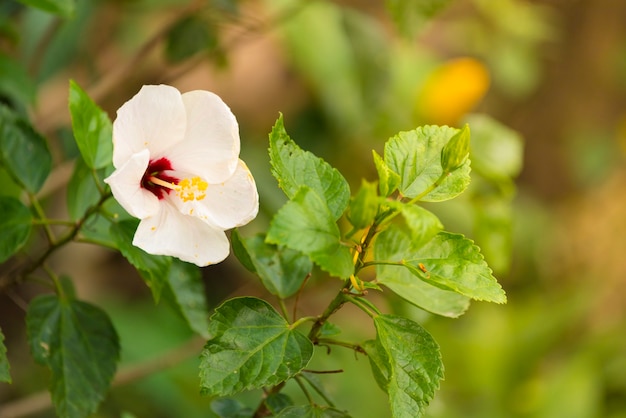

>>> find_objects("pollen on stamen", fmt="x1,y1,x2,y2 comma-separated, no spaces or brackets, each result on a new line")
177,176,208,202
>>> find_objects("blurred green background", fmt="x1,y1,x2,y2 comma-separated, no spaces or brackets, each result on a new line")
1,0,626,417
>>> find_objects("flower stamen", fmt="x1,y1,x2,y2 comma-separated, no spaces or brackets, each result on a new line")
177,176,208,202
148,176,179,191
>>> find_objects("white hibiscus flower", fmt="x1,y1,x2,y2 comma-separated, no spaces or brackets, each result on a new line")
105,85,258,266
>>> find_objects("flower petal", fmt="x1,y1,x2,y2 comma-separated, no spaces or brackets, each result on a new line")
104,149,160,219
174,160,259,230
112,85,187,168
133,204,230,266
166,90,240,183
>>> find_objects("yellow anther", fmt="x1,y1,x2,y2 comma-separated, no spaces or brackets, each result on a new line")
177,176,208,202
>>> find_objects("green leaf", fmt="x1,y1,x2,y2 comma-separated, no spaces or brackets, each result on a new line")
362,339,388,392
386,0,452,37
348,180,379,230
373,150,400,197
0,327,10,383
67,158,107,221
68,80,113,170
403,232,506,303
441,123,470,172
387,201,443,249
374,226,470,317
109,220,171,302
165,16,218,63
384,125,470,201
0,105,52,193
210,398,254,418
267,187,353,279
199,297,313,396
16,0,75,17
0,196,33,263
269,115,350,220
0,53,36,105
26,294,119,418
276,405,350,418
373,314,444,418
234,232,312,298
264,393,294,415
164,259,210,338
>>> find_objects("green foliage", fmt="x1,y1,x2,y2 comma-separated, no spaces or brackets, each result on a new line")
199,297,313,396
386,0,453,37
0,196,32,263
66,158,107,220
0,53,36,106
0,105,52,193
26,294,119,418
165,16,218,63
211,398,255,418
0,327,10,383
276,405,350,417
441,124,471,172
68,80,113,170
16,0,75,18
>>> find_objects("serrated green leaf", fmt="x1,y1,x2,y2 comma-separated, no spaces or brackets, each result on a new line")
235,232,312,298
17,0,75,17
199,297,313,396
0,196,32,263
441,123,470,172
372,150,400,197
386,0,452,37
403,232,506,303
387,201,443,249
374,226,470,317
269,115,350,220
69,80,113,170
26,294,119,418
348,180,379,230
165,16,218,63
0,327,10,383
374,314,444,418
267,187,353,279
384,126,470,201
276,405,350,418
0,105,52,193
109,220,171,302
164,259,210,338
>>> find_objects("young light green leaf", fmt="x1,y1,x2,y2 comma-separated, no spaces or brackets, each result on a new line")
163,259,210,338
374,226,470,317
441,123,470,172
372,150,400,197
26,294,119,418
109,220,171,302
267,187,353,279
348,180,379,230
0,196,33,263
386,201,443,249
199,297,313,396
0,327,10,383
16,0,75,17
384,125,470,201
276,405,350,418
269,115,350,220
69,80,113,169
373,314,444,418
386,0,452,37
0,105,52,193
234,232,312,298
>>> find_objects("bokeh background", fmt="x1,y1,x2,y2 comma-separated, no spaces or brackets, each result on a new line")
1,0,626,417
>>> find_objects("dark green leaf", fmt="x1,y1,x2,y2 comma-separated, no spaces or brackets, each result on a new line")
66,158,106,221
384,125,470,201
276,405,351,418
16,0,75,17
230,229,257,273
210,398,254,418
267,187,353,279
165,16,218,63
0,105,52,193
68,80,113,169
386,0,452,37
269,115,350,220
374,314,444,418
26,294,119,418
0,327,10,383
109,220,171,302
264,393,294,415
373,150,400,197
0,53,36,105
348,180,379,230
235,232,312,298
164,259,210,338
199,297,313,396
374,226,470,317
0,196,32,263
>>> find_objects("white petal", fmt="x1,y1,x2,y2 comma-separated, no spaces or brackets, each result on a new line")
133,204,230,266
104,149,160,219
166,90,240,183
112,85,187,168
174,160,259,230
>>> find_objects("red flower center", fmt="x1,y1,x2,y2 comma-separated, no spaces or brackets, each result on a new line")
142,158,179,199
